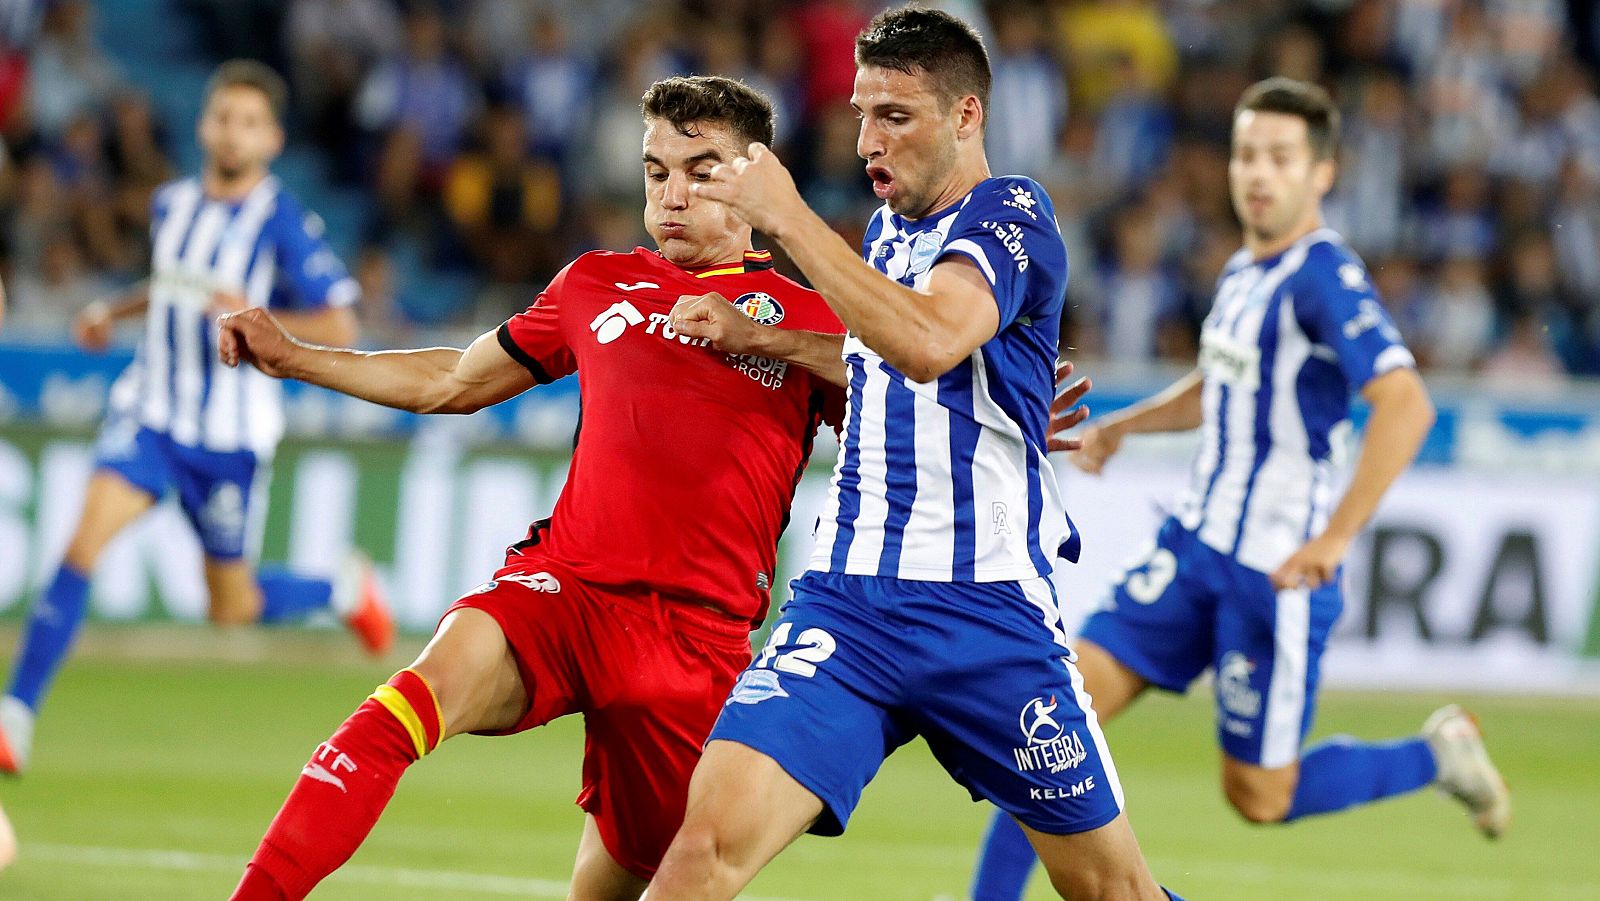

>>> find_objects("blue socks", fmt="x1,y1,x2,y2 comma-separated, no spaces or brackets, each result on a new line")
256,566,335,624
971,811,1036,901
7,564,92,710
1284,735,1438,821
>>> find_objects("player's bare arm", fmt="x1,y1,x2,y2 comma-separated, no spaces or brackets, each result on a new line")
74,283,152,352
219,307,534,414
211,290,357,348
1065,369,1204,474
1271,366,1434,590
669,291,848,387
693,143,998,383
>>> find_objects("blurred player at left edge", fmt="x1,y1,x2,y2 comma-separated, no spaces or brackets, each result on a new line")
0,59,392,777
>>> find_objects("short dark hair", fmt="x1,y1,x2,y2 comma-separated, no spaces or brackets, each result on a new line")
640,76,776,150
854,5,991,118
205,59,288,124
1236,76,1341,160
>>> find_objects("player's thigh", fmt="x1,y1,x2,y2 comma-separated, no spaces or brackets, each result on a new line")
659,739,826,880
569,815,647,901
1077,519,1216,695
62,470,158,569
706,572,913,837
1070,639,1149,723
1023,812,1164,901
1212,570,1343,770
576,599,753,880
201,556,263,626
409,607,527,737
914,577,1125,838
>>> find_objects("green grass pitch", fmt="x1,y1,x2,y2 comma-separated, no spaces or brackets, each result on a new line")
1,630,1597,899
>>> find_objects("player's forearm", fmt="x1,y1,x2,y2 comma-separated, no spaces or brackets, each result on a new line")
771,212,968,380
275,307,358,348
90,284,151,322
283,344,469,413
1102,370,1205,437
753,328,847,387
1320,371,1434,542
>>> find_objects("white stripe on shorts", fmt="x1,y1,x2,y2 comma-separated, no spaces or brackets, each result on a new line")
1065,654,1125,810
1261,587,1311,769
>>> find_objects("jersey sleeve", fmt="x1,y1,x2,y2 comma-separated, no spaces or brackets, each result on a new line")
496,263,578,383
265,196,359,311
935,179,1068,328
1293,244,1416,390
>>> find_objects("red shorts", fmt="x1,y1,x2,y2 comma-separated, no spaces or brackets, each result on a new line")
443,553,753,880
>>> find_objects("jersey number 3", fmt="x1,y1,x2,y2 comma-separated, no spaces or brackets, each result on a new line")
754,622,837,677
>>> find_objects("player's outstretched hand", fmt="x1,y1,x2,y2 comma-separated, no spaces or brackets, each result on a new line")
693,143,803,237
1270,531,1349,591
218,307,299,379
669,292,766,356
1047,361,1092,452
73,301,115,352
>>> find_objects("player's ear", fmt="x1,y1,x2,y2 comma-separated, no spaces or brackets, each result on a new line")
955,95,983,141
1313,157,1336,195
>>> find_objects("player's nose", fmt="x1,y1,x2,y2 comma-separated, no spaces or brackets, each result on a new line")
663,172,691,209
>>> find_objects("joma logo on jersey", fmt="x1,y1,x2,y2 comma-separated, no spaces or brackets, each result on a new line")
1198,329,1261,389
498,571,562,593
979,221,1030,272
1013,696,1088,774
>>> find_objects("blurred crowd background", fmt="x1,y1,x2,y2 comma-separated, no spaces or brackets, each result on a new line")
0,0,1598,386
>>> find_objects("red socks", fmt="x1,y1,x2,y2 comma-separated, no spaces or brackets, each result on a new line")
231,670,444,900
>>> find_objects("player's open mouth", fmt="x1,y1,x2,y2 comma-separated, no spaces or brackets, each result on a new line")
868,165,894,199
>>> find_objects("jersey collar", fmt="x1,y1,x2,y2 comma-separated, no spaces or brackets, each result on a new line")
678,249,776,279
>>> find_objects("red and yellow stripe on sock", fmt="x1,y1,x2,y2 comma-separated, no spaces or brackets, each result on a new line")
368,669,444,760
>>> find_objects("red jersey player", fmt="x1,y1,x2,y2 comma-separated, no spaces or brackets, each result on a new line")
218,76,845,901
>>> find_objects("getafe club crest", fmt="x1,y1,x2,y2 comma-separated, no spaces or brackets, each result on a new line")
734,292,785,326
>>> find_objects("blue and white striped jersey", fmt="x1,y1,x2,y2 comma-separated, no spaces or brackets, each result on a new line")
810,176,1076,582
1174,227,1416,573
108,176,358,457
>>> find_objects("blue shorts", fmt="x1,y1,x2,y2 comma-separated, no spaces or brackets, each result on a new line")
93,420,264,560
709,570,1125,837
1078,517,1343,769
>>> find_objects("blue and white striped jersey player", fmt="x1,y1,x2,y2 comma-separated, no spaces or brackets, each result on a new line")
0,61,392,777
971,77,1513,901
648,8,1183,901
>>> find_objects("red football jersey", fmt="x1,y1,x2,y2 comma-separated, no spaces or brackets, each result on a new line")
497,247,844,623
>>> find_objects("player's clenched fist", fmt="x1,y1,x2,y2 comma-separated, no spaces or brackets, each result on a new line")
692,142,803,237
669,291,769,356
218,307,300,378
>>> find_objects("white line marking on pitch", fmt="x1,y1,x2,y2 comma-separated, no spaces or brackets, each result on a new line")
25,843,812,901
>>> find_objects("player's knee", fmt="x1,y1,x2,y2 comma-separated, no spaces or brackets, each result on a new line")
1222,772,1292,824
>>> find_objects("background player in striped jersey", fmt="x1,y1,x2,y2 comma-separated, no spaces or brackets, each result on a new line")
970,77,1513,901
651,8,1182,900
219,76,845,900
0,60,392,777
